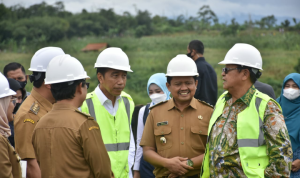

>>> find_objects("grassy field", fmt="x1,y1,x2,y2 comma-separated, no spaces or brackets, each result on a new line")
1,31,299,105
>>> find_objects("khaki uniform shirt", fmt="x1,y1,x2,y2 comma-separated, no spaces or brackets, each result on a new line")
140,98,213,177
14,89,52,159
32,103,114,178
0,135,22,178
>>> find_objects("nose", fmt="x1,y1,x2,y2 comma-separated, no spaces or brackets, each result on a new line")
221,70,226,77
180,83,188,90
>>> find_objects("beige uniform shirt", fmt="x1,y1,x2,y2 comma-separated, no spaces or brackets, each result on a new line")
0,135,22,178
14,89,52,159
140,98,213,178
32,103,114,178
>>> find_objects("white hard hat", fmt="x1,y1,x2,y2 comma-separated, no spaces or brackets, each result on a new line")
29,47,65,72
166,54,199,77
219,43,263,70
0,72,16,98
95,47,133,72
44,54,90,84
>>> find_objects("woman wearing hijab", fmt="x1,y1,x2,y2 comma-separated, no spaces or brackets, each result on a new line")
0,72,22,178
133,73,171,178
277,73,300,177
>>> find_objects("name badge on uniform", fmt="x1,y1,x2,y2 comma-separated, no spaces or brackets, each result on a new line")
30,101,40,115
157,121,168,127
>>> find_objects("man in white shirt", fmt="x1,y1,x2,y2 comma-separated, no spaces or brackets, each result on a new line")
81,47,135,178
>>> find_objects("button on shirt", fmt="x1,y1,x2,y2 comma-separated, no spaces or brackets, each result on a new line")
94,86,135,178
140,98,213,177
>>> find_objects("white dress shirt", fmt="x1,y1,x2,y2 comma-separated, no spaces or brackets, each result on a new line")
133,102,154,171
94,86,135,178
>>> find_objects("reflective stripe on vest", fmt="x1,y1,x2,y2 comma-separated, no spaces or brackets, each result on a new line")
85,96,131,151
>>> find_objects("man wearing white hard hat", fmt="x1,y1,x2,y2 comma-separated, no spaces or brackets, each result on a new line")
32,54,114,178
201,43,292,177
14,47,65,178
140,55,213,178
81,47,135,178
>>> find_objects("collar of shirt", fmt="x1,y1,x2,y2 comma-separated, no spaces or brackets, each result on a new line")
225,85,256,106
167,97,197,111
31,88,52,112
52,103,78,111
94,85,122,116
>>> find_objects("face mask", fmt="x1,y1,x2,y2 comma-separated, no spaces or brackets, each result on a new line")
186,52,192,58
13,103,21,114
150,93,167,105
283,88,300,100
18,80,27,89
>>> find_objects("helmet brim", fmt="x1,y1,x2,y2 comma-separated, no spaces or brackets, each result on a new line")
0,89,16,99
94,65,133,72
218,60,263,70
166,72,199,77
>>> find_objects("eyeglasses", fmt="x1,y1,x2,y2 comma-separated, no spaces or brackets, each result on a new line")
222,67,241,74
10,98,17,106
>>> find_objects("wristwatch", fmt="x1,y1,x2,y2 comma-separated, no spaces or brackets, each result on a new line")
187,159,194,167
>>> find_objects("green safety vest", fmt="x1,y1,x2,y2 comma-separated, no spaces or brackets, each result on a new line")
81,91,134,178
201,90,281,178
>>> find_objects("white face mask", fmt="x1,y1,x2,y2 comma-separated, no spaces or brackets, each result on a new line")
150,93,167,104
283,88,300,100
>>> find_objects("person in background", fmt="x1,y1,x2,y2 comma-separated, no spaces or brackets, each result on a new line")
3,62,30,98
7,78,25,147
32,54,114,178
133,73,171,178
187,40,217,106
277,73,300,177
14,47,65,178
141,55,213,178
131,104,144,149
254,80,276,99
0,72,21,178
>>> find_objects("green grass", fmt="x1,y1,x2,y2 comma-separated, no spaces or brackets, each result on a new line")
1,31,299,105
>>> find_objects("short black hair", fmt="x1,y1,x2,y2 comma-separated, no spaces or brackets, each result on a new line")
188,40,204,54
96,68,108,77
3,62,26,77
237,65,261,84
167,76,198,84
51,79,86,101
30,72,45,88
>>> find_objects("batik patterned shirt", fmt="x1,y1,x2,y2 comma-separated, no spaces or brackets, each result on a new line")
208,85,292,178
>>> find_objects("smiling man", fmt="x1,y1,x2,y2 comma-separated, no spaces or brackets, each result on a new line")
201,43,292,178
140,54,213,178
81,47,135,178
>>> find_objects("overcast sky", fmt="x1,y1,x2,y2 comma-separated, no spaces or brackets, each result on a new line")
2,0,300,23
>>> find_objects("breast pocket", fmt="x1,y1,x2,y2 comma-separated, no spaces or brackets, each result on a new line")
154,127,172,151
190,126,208,151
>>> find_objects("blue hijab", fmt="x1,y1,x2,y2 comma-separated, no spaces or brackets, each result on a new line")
147,73,171,102
276,73,300,151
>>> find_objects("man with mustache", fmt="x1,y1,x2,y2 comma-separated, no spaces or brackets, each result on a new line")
140,55,213,178
81,47,135,178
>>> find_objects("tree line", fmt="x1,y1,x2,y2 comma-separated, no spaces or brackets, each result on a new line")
0,2,299,44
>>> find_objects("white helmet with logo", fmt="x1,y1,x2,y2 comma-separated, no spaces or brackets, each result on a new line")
0,72,16,98
166,54,199,77
219,43,263,70
95,47,133,72
44,54,90,84
29,47,65,72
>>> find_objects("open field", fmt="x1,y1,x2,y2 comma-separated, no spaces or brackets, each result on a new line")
1,31,299,104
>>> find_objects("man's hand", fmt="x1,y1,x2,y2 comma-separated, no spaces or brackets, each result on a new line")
164,157,194,176
133,171,140,178
292,159,300,172
25,158,41,178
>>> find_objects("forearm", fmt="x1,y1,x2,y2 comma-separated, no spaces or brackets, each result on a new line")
26,158,41,178
191,154,204,169
143,147,168,168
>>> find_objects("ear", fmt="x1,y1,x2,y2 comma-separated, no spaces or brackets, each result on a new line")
97,72,104,84
166,82,171,92
77,82,83,95
241,69,250,81
25,75,29,81
195,79,198,88
45,83,51,89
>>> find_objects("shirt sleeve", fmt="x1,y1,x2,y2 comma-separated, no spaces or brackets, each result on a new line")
0,137,12,178
140,110,155,148
128,126,135,178
263,100,292,177
80,120,114,178
133,106,146,171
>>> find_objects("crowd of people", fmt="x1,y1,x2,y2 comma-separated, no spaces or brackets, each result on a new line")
0,40,299,178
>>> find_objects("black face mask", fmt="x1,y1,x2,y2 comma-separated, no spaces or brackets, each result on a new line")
13,103,21,114
187,52,193,58
18,80,27,89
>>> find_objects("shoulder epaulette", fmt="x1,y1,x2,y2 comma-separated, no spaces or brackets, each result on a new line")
29,101,40,115
197,99,214,109
75,109,93,119
149,100,168,110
